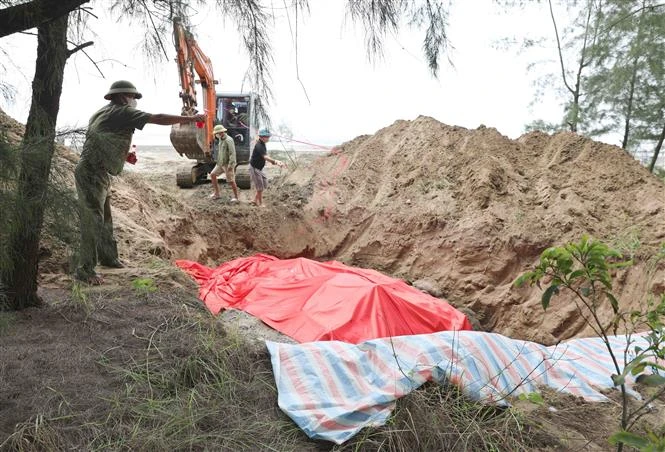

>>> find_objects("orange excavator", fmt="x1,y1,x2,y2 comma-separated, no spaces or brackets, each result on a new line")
170,17,254,189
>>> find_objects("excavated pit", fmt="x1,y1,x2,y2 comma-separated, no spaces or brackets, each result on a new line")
3,109,664,345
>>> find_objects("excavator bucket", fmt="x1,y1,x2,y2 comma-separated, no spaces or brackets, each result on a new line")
170,122,209,160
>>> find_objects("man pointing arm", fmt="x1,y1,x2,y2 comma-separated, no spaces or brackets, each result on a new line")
74,80,205,285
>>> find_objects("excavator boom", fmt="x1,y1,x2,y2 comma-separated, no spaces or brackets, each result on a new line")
170,17,217,160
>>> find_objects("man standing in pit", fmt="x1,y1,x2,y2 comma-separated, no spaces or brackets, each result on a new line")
209,124,239,202
249,129,285,207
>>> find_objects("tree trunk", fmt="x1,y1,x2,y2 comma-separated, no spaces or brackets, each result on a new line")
648,122,665,173
621,56,638,150
1,14,69,310
621,2,646,151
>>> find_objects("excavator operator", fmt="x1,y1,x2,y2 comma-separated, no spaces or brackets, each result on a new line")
224,104,249,129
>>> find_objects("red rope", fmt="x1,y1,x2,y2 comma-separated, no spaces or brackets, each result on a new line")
271,134,334,150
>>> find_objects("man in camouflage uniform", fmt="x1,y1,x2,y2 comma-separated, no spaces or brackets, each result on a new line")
74,80,205,284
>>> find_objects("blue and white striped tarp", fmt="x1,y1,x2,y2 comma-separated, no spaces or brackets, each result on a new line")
267,331,652,444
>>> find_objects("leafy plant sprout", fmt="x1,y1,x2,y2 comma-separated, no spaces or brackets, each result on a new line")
515,236,665,451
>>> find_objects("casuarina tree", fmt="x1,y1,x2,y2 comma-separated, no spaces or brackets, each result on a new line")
0,0,91,309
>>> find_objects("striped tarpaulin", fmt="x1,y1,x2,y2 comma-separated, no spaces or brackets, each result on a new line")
267,331,652,444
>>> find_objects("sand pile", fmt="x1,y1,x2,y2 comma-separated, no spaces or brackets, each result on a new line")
286,116,665,343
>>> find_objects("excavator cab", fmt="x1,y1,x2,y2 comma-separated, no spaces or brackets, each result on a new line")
172,92,256,189
213,93,254,189
217,93,253,166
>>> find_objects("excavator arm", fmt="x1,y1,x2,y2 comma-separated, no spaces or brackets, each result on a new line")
170,17,217,159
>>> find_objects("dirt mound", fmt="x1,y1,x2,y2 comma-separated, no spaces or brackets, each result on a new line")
2,109,663,344
283,116,665,343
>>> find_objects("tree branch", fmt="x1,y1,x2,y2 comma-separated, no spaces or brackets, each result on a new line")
548,0,574,95
65,40,103,77
603,2,665,33
0,0,90,38
281,0,311,104
138,0,169,59
66,40,93,57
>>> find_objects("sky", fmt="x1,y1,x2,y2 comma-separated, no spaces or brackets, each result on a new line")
1,0,563,148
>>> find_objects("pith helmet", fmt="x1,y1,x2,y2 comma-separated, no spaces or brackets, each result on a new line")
213,125,227,134
104,80,143,100
258,128,271,137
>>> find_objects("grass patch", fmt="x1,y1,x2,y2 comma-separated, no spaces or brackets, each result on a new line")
93,315,309,451
609,227,642,259
334,382,554,451
1,415,71,452
131,277,158,297
2,297,312,450
69,282,94,316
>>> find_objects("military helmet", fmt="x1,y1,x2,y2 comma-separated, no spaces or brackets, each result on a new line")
104,80,143,100
258,128,271,137
213,125,227,134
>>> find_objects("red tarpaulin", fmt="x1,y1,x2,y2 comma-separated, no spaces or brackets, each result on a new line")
176,254,472,344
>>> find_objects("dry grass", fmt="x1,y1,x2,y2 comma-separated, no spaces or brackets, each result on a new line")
1,288,313,451
334,382,557,452
94,320,308,450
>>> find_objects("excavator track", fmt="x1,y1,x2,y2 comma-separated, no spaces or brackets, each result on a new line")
176,163,212,188
235,164,251,190
176,168,197,188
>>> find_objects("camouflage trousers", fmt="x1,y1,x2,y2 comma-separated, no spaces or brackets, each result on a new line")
74,164,119,279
